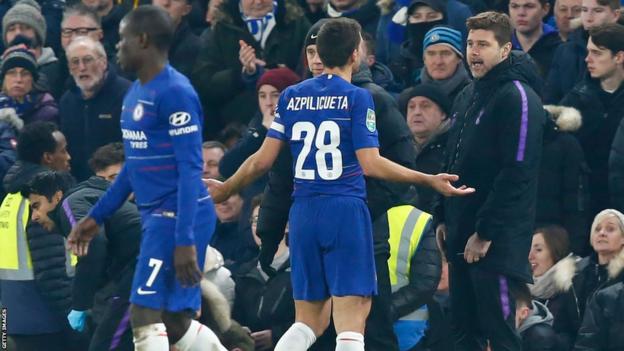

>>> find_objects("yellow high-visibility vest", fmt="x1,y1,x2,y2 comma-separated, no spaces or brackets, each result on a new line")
387,205,432,321
0,193,77,281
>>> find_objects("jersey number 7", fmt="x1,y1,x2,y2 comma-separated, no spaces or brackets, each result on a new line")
292,120,343,180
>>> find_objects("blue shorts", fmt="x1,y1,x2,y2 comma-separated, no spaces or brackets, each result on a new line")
289,196,377,300
130,200,216,312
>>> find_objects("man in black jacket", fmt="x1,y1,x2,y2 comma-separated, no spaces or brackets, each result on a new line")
24,143,141,351
60,36,131,182
0,122,74,351
435,12,545,351
543,0,621,103
557,23,624,217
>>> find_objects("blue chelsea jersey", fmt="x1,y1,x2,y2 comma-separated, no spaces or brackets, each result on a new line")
266,74,379,199
119,65,208,210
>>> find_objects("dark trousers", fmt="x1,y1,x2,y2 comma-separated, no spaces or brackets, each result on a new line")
449,263,522,351
89,298,133,351
11,332,68,351
365,239,399,350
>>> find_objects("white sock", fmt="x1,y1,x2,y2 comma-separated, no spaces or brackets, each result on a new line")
174,320,227,351
336,331,365,351
274,322,317,351
133,323,169,351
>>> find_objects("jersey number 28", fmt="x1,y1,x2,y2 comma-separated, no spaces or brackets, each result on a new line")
292,121,343,180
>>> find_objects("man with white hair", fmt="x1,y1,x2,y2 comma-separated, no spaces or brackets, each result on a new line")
59,36,131,181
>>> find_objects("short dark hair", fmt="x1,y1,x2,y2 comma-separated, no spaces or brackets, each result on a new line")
17,121,59,165
534,225,570,263
509,282,532,309
590,23,624,57
316,18,362,68
62,3,101,27
123,5,174,53
21,171,74,201
251,194,264,210
596,0,621,10
466,11,513,47
88,142,125,173
361,31,375,56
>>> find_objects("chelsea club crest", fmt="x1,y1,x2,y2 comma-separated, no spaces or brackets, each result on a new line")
133,103,144,121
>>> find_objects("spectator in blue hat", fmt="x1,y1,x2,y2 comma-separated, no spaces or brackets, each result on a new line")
416,26,471,102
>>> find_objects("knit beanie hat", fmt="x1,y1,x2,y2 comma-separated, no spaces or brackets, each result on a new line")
398,83,451,116
304,19,330,48
0,46,38,81
423,26,463,57
2,0,46,47
256,67,300,92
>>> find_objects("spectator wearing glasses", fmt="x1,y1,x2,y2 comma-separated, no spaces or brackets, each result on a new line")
59,36,131,182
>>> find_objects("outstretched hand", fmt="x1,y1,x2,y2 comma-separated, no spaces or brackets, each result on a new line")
204,178,230,204
67,217,99,256
429,173,475,197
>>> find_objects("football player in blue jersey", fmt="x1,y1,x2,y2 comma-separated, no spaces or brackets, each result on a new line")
67,6,226,351
208,18,474,351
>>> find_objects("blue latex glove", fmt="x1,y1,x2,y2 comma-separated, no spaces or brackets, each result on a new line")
67,310,87,332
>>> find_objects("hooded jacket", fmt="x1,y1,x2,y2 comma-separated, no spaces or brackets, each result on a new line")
0,161,71,334
51,176,141,311
559,76,624,216
539,105,589,255
59,67,130,182
574,249,624,351
544,29,587,104
192,0,310,132
352,65,418,220
435,52,546,282
512,24,562,80
413,121,450,214
518,300,557,351
531,255,582,351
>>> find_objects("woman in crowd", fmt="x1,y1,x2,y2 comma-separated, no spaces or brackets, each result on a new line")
574,210,624,350
528,225,580,350
0,47,58,125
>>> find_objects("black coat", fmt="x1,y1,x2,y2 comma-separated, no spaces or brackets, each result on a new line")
536,110,589,255
559,77,624,217
574,251,624,351
51,176,141,311
353,66,418,221
609,99,624,214
60,69,131,182
101,6,127,59
0,110,21,201
169,20,201,78
513,27,561,80
436,52,546,282
414,130,449,214
544,29,587,104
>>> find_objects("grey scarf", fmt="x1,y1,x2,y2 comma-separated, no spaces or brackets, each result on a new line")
420,63,470,98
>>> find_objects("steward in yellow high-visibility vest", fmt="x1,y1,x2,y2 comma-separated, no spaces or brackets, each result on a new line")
379,205,441,351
